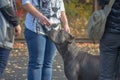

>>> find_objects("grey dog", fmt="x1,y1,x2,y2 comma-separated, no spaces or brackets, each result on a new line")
47,29,100,80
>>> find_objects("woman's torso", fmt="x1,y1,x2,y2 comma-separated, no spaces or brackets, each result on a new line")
22,0,65,34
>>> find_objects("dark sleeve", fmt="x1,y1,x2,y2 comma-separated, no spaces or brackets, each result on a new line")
97,0,110,8
0,5,19,27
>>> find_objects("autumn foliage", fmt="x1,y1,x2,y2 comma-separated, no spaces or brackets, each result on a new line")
15,0,93,38
15,0,26,18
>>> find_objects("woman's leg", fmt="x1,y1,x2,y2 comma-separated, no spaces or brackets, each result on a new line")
24,28,46,80
42,37,57,80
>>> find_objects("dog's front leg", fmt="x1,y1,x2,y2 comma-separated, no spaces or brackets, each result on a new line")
64,65,79,80
66,74,78,80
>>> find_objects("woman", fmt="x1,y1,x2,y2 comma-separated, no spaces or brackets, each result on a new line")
22,0,70,80
98,0,120,80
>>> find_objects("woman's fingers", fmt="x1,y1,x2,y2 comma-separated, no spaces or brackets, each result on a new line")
43,17,51,26
38,16,51,27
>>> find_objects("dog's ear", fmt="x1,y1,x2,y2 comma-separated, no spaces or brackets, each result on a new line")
68,34,75,43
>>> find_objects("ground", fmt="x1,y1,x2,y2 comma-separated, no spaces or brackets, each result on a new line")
0,43,67,80
0,42,99,80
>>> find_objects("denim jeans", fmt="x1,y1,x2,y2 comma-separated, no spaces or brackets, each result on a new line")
24,28,57,80
99,32,120,80
0,47,10,77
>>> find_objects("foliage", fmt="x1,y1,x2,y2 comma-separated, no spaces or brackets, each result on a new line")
15,0,26,18
64,1,93,38
15,0,26,39
15,0,93,38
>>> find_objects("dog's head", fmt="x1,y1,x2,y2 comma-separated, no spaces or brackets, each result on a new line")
47,29,75,44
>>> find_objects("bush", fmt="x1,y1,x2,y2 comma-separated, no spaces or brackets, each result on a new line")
65,2,92,37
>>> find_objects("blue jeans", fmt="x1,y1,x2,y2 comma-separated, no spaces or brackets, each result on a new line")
24,28,57,80
0,47,10,77
99,32,120,80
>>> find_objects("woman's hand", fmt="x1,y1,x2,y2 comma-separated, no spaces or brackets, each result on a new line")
22,3,51,27
60,11,70,33
15,24,21,36
63,24,70,33
37,14,51,27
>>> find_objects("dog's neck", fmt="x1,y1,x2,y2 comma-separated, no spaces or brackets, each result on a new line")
56,41,79,64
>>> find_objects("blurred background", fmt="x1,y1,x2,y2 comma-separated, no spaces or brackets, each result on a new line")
1,0,100,80
15,0,96,39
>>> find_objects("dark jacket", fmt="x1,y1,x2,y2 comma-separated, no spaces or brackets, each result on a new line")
98,0,120,33
0,0,18,27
